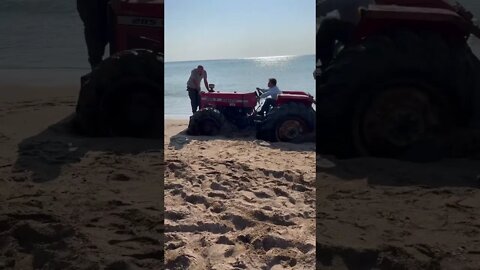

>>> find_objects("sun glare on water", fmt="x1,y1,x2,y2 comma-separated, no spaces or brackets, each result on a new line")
247,55,298,67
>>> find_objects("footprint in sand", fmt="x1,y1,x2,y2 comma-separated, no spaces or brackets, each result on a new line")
253,190,273,199
209,201,226,213
292,183,311,192
222,214,256,230
164,183,184,190
166,159,187,171
165,240,186,250
6,213,76,263
166,222,233,234
252,210,296,226
210,182,229,192
109,173,131,182
165,210,188,221
256,168,285,179
252,234,314,254
184,194,210,206
216,236,235,245
165,254,192,269
108,236,160,246
207,192,229,199
273,187,290,197
125,250,163,260
267,255,298,269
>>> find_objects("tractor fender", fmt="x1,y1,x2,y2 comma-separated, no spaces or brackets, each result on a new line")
355,5,471,41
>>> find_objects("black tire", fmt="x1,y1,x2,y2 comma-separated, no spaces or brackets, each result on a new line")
74,49,164,137
187,108,226,136
256,102,315,142
316,29,480,158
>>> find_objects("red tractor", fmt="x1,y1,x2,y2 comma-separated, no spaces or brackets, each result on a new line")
316,0,480,158
75,0,164,137
186,85,316,142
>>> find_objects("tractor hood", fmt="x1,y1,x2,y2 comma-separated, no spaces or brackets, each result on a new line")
200,91,257,109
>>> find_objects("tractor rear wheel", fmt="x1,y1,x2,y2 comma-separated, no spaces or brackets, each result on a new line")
316,30,480,159
256,102,315,142
74,49,163,137
187,108,226,136
352,81,453,158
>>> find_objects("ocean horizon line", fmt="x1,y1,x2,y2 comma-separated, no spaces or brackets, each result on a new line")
165,54,315,64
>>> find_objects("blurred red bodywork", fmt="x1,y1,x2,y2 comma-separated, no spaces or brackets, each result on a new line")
355,0,479,41
109,0,164,53
200,92,257,109
200,90,315,110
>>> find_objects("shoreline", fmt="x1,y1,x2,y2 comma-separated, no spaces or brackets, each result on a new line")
164,114,190,120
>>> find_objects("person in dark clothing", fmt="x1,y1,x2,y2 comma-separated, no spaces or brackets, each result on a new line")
77,0,111,69
316,0,371,69
186,65,209,115
316,18,356,69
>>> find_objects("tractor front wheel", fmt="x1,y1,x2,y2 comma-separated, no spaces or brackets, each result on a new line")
100,78,162,137
187,108,226,136
74,49,164,137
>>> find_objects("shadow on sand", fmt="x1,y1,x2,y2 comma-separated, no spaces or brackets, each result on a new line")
318,155,480,188
168,127,316,152
13,113,164,182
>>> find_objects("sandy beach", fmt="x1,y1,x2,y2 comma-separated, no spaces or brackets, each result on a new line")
3,83,479,270
0,84,164,269
164,120,316,269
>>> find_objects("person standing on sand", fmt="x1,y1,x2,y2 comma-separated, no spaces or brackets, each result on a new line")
77,0,111,69
187,65,209,115
256,78,282,116
316,0,372,69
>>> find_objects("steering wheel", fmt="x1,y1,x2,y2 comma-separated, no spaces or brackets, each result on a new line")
255,87,264,99
253,89,262,112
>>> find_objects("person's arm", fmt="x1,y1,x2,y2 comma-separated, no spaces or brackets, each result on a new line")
203,70,209,90
256,87,267,94
260,88,272,99
267,87,281,99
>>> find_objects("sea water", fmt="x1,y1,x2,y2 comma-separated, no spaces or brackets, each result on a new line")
0,0,89,86
165,55,316,118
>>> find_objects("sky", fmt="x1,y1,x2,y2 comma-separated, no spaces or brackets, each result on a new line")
164,0,315,62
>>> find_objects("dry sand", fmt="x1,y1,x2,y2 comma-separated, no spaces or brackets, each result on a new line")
0,84,164,269
164,121,316,269
317,155,480,270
